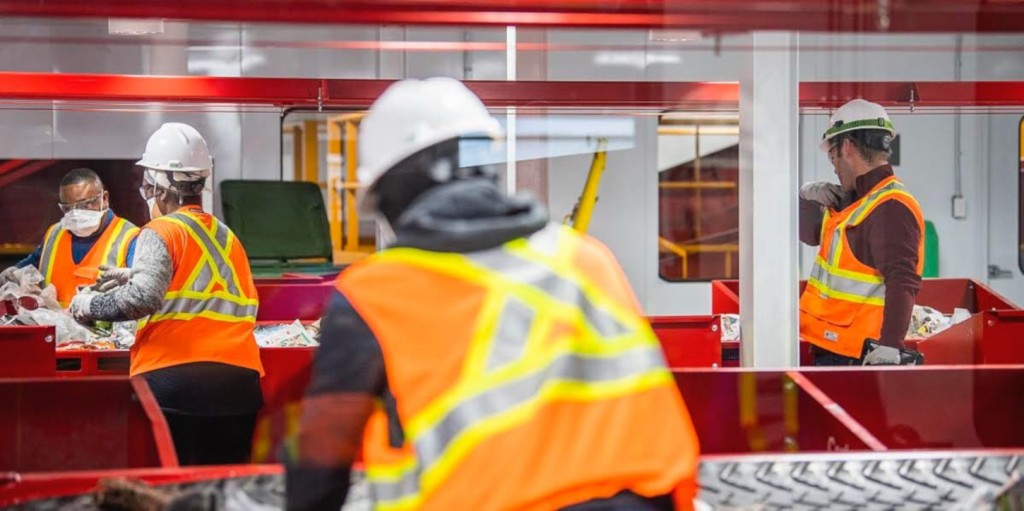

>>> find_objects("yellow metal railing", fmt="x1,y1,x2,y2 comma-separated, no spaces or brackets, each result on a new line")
325,112,369,261
658,237,738,279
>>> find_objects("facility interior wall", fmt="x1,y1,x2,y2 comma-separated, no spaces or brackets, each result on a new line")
0,21,1021,311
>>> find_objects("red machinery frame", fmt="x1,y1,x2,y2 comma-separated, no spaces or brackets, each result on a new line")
1,0,1024,32
0,73,1023,110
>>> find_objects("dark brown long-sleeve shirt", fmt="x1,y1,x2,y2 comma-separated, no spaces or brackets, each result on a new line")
800,165,922,349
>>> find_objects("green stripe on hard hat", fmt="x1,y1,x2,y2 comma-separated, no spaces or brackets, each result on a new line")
823,118,896,139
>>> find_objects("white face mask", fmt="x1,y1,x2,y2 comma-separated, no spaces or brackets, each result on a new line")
62,208,106,237
147,197,160,220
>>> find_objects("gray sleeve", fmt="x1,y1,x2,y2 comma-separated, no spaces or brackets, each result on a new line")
799,198,825,246
88,229,172,322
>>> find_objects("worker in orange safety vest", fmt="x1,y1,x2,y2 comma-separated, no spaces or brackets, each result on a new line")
70,123,264,466
285,78,701,511
0,168,138,307
798,99,925,366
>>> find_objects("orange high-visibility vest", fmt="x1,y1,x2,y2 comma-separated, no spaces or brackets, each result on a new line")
132,206,263,377
799,176,925,358
337,224,700,511
39,216,138,307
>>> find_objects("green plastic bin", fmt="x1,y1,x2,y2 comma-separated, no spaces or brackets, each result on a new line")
220,180,342,277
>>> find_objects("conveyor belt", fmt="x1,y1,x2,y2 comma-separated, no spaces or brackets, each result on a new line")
10,452,1022,510
698,451,1022,510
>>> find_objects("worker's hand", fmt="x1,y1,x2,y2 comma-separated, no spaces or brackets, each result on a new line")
96,265,133,293
862,344,901,365
69,292,95,325
799,181,845,210
0,266,17,285
862,345,924,365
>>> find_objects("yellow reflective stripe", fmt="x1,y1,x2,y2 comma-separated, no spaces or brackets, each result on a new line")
373,250,591,338
164,289,258,305
849,189,915,226
161,216,230,288
370,367,672,510
97,218,127,268
162,214,239,295
39,225,62,284
143,310,257,324
418,371,671,495
404,330,653,448
814,256,883,284
141,213,256,329
806,277,885,306
116,226,140,265
506,228,649,337
196,215,247,295
459,290,510,380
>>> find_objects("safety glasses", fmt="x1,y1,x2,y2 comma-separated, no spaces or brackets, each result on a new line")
58,194,103,213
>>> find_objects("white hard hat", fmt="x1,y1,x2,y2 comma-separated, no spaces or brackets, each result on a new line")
137,123,213,179
357,77,502,208
819,99,896,152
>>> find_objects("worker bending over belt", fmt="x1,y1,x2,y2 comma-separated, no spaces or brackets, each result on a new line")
285,78,700,511
71,123,264,465
1,168,138,306
798,99,925,366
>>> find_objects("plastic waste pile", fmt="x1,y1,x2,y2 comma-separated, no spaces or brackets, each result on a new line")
254,319,321,348
906,305,972,339
0,266,135,349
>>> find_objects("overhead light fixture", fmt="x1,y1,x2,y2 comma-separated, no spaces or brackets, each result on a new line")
648,30,703,43
108,18,165,35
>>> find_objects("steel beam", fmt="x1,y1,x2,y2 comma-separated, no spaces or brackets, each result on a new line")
739,32,800,368
2,0,1024,32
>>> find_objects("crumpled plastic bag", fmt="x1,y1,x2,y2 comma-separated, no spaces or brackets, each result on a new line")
0,266,133,348
15,306,95,345
0,265,61,311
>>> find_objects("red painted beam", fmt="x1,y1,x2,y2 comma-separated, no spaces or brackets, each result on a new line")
0,72,739,109
2,0,1024,32
0,73,1021,110
802,82,1024,108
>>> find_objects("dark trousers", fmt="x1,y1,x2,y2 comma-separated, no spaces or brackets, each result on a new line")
562,491,675,511
164,412,257,465
811,345,860,366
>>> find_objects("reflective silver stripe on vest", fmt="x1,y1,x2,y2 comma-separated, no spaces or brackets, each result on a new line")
369,345,666,503
468,234,630,338
483,296,535,372
150,213,254,320
103,220,136,267
38,226,63,278
158,295,258,319
824,180,906,266
167,213,243,296
810,261,885,300
847,181,904,226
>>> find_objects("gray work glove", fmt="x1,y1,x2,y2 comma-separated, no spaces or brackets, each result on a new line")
799,181,845,210
0,266,17,285
69,289,98,325
862,345,902,365
96,265,133,293
862,345,924,366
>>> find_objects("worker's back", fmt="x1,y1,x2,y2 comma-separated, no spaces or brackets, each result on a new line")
337,222,700,511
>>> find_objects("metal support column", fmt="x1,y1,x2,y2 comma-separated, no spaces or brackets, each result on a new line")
739,32,800,367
